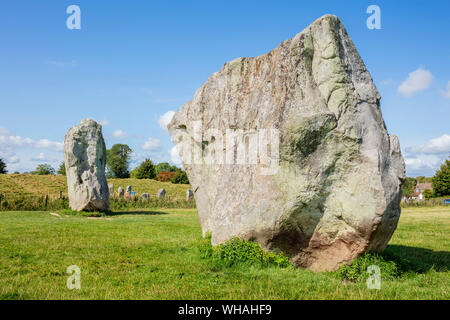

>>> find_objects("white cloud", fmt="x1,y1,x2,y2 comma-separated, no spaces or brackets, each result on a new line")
0,149,20,165
113,130,127,139
410,134,450,154
8,155,20,164
35,139,64,151
404,155,442,171
32,152,48,162
398,68,433,97
404,158,424,171
0,147,20,173
0,134,63,151
142,138,160,150
158,111,175,130
6,164,21,172
129,152,143,168
100,119,109,126
403,133,450,175
0,128,62,172
170,145,182,166
441,81,450,99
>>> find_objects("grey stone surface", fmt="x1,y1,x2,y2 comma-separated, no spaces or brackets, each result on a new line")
118,187,125,197
186,189,194,201
141,193,149,200
168,15,405,271
108,184,114,195
156,189,166,199
126,185,132,193
64,119,109,212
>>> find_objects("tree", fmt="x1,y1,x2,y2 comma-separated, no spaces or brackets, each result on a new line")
170,170,190,184
155,162,178,175
32,164,55,175
423,189,433,199
106,144,132,178
132,158,156,179
416,176,425,183
129,167,139,178
416,176,432,183
0,158,7,174
57,161,66,176
432,158,450,197
401,177,417,198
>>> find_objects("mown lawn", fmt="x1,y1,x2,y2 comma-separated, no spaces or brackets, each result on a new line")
0,207,448,299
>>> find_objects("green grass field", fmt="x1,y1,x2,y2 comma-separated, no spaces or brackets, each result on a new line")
0,207,448,299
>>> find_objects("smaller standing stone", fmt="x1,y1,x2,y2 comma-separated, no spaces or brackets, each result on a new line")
141,193,149,201
118,187,125,197
64,118,109,212
126,185,132,193
156,189,166,199
186,189,194,201
108,184,114,195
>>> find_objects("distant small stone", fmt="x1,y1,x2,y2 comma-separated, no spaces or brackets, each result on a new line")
186,189,194,201
141,193,149,200
118,187,125,197
126,185,132,193
108,184,114,195
156,189,166,199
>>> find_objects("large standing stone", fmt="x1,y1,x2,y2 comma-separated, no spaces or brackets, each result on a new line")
64,119,109,212
156,189,166,199
168,15,405,271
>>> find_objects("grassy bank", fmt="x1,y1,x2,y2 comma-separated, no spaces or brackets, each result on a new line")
0,174,191,199
0,174,192,211
0,206,448,299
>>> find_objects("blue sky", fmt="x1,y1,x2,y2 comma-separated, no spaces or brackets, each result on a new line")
0,0,449,176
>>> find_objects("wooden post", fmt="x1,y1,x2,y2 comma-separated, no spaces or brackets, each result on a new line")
45,195,48,209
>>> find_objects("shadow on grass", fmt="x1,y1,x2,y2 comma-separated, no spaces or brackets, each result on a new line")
107,210,169,217
384,244,449,273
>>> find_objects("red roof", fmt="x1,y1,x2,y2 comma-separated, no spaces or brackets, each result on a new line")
414,183,432,197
